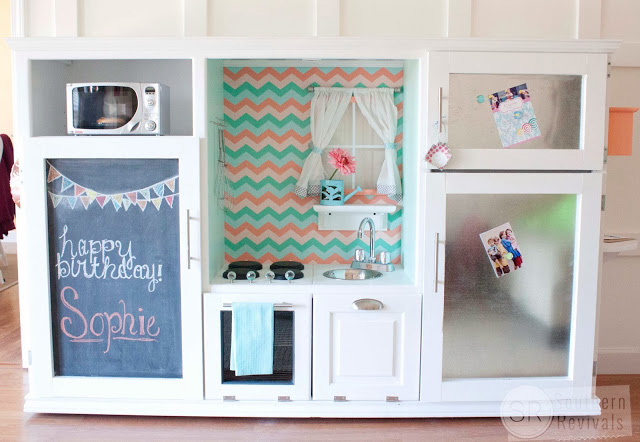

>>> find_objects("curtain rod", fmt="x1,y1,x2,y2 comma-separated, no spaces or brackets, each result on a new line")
307,86,401,93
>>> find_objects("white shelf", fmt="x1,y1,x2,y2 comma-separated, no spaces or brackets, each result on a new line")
603,234,640,256
312,204,397,213
312,204,398,231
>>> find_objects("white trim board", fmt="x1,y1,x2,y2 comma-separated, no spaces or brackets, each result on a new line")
598,348,640,374
24,396,602,417
6,38,621,59
223,59,405,68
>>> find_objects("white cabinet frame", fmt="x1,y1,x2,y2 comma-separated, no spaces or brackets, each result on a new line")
427,52,608,170
421,172,603,402
22,136,203,400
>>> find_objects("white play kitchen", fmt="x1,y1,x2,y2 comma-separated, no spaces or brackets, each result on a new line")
11,37,617,417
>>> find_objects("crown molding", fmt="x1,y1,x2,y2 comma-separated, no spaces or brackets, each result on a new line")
6,37,621,60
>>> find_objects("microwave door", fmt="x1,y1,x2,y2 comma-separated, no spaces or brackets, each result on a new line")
71,85,141,134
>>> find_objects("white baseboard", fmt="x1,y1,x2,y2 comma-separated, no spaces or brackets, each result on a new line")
597,347,640,374
23,395,602,418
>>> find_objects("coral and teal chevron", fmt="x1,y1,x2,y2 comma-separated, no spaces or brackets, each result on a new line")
223,66,403,264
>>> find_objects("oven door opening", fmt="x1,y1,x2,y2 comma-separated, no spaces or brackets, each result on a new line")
220,311,294,385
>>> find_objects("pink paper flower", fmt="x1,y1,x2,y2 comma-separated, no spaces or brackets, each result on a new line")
327,148,356,179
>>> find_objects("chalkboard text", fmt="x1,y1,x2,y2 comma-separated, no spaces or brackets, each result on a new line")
59,286,160,354
55,225,163,292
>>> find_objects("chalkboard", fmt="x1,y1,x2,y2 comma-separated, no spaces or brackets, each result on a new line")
46,159,182,378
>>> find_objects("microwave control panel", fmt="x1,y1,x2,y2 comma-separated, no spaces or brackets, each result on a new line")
141,83,170,135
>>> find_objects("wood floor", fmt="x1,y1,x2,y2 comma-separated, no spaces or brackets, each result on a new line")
2,283,639,440
0,283,21,367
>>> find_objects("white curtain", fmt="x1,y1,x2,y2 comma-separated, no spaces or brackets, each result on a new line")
294,89,352,197
353,89,402,201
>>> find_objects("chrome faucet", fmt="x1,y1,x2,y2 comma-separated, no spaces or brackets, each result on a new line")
357,217,376,262
352,217,395,272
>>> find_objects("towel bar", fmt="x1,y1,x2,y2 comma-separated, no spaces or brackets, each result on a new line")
222,303,293,309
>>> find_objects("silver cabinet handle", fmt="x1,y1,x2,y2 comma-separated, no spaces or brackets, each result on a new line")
352,298,383,311
434,232,440,293
438,87,443,134
186,209,191,269
187,209,198,270
222,303,293,309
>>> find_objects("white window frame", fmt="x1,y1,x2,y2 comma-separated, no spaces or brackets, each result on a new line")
326,99,387,189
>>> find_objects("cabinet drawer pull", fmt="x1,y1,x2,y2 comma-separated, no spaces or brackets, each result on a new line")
434,232,440,293
186,209,199,270
438,87,443,134
352,298,383,311
187,209,191,269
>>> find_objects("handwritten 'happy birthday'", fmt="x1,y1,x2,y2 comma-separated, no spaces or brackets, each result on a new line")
55,225,163,293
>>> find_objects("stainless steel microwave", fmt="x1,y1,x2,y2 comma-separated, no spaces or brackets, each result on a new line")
66,83,170,135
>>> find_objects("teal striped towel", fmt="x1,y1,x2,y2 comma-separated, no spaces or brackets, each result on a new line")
230,302,274,376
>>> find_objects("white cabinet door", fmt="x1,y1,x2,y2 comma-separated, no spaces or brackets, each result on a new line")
313,292,421,401
421,172,602,402
23,137,203,400
427,52,607,170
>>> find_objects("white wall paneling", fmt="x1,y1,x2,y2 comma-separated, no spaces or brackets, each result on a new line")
601,0,640,41
339,0,446,37
78,0,183,37
576,0,602,39
183,0,208,37
601,0,640,67
316,0,340,36
471,0,577,39
10,0,25,37
208,0,316,36
54,0,77,37
26,0,54,37
446,0,471,38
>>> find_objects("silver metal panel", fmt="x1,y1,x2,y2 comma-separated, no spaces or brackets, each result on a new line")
442,193,577,379
448,74,582,150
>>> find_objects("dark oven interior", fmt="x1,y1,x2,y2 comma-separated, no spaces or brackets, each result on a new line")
220,311,294,384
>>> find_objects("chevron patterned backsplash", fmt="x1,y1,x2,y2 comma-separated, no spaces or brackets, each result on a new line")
223,66,403,264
